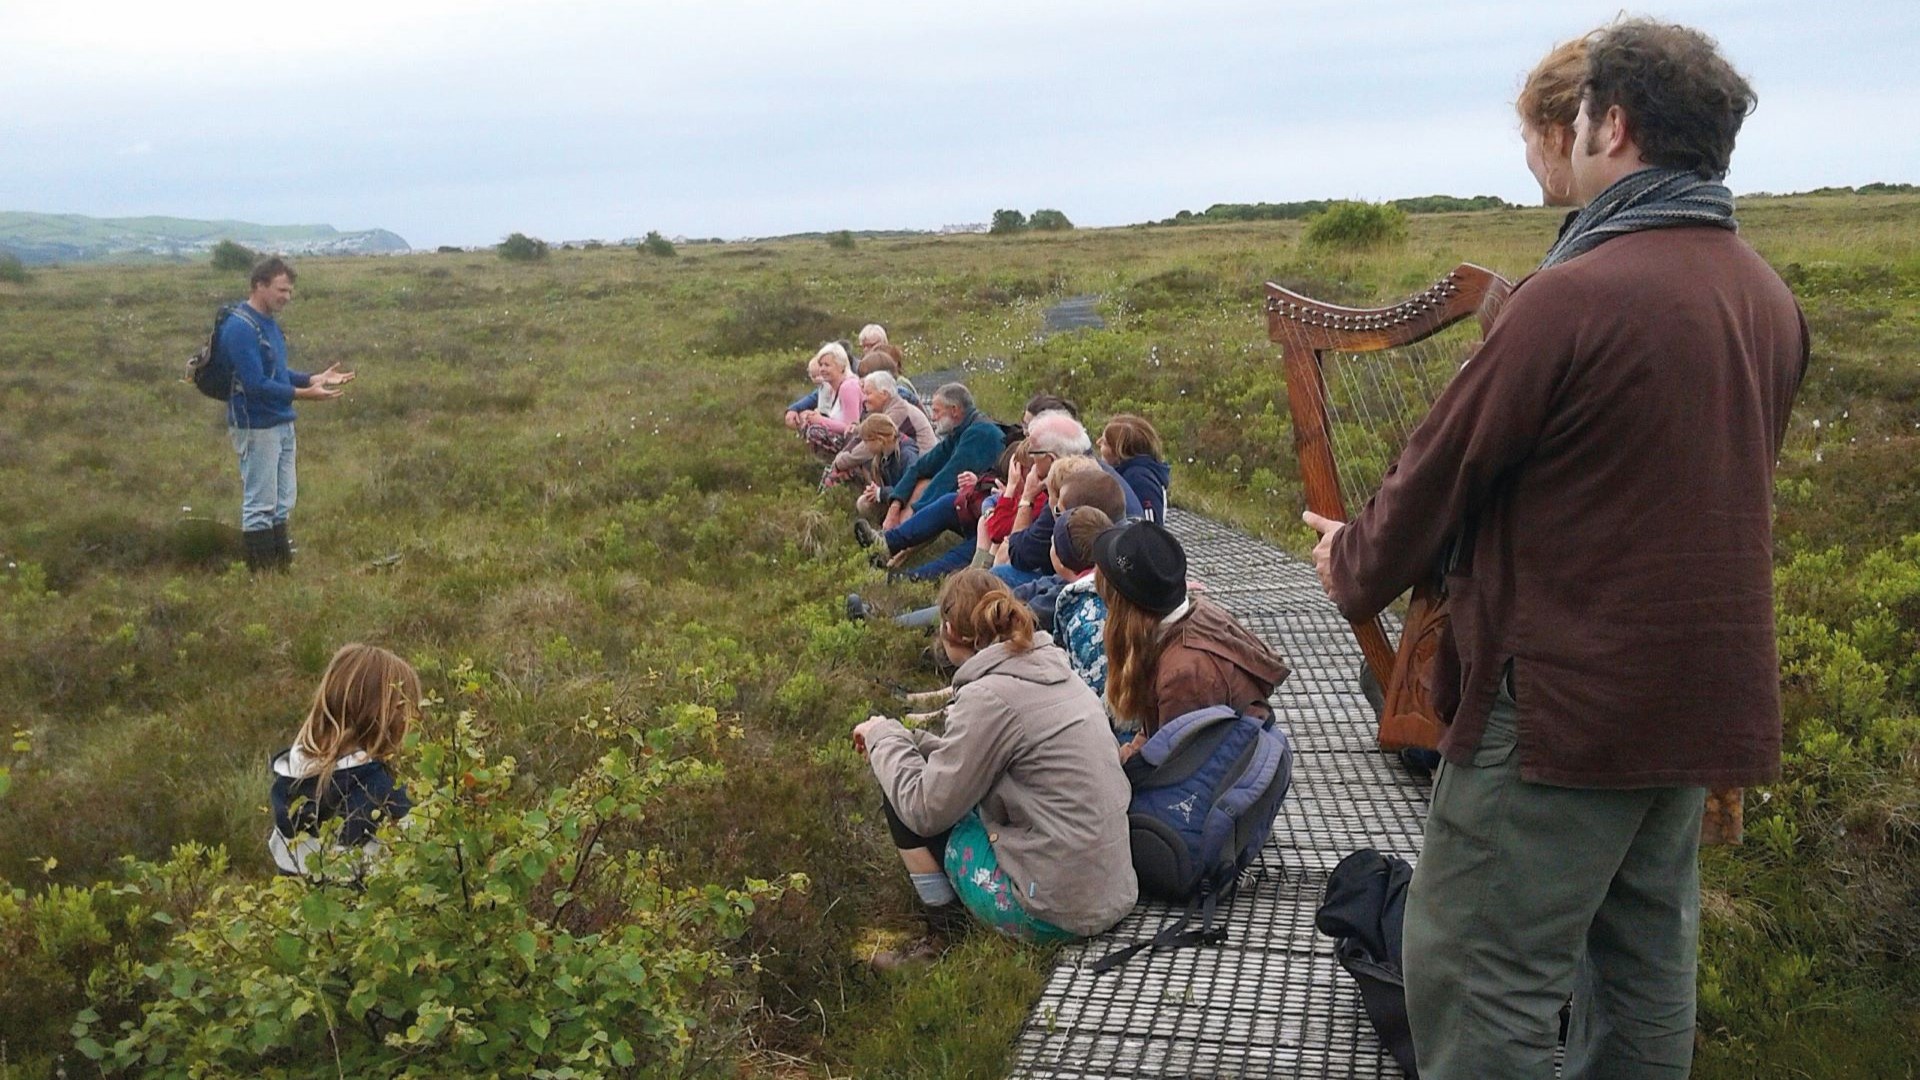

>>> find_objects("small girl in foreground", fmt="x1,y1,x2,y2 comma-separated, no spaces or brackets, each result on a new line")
269,644,418,878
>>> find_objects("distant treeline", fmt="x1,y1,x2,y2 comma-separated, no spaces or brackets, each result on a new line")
1161,195,1512,225
1747,181,1920,198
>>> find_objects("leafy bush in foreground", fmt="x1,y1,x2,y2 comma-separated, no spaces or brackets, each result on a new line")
72,687,800,1077
642,230,677,258
1303,201,1409,249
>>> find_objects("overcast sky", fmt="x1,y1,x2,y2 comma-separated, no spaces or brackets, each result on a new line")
3,1,1913,248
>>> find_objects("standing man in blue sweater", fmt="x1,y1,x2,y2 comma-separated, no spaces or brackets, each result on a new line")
224,257,353,571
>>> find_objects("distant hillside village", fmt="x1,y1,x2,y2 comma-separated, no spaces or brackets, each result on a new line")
0,212,409,265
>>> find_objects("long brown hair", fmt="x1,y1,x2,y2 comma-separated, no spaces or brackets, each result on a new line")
295,644,420,795
1098,573,1167,729
939,569,1036,655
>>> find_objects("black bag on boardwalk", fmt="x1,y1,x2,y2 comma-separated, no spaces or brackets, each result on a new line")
1315,849,1418,1078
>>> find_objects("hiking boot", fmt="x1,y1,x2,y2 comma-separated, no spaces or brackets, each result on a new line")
846,593,875,622
869,902,971,972
852,519,883,550
869,935,943,973
242,528,279,573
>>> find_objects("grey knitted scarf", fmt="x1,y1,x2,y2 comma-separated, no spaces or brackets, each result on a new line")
1539,166,1736,270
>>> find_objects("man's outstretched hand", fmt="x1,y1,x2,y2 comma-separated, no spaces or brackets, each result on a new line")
1302,511,1345,602
311,363,357,389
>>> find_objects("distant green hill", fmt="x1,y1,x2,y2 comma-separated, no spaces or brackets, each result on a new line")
0,212,409,264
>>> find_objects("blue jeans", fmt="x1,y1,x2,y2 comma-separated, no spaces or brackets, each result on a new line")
884,493,962,552
900,541,978,582
991,563,1044,589
232,423,296,532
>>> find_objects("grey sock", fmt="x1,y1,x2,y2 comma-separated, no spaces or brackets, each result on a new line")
910,871,957,907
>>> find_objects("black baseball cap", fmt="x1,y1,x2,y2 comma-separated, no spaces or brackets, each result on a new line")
1092,520,1187,614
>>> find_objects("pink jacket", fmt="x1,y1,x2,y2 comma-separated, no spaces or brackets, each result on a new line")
815,375,864,434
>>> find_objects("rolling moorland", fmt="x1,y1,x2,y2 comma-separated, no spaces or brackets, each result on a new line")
0,194,1916,1077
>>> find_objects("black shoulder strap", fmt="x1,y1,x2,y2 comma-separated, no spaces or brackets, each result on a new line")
1089,889,1228,975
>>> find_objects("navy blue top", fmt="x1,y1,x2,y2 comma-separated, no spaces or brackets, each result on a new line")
1114,455,1171,525
269,750,411,854
222,304,310,429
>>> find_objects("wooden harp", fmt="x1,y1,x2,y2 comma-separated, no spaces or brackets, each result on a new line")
1266,264,1512,752
1266,264,1745,845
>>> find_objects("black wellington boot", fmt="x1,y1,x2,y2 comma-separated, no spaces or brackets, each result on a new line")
271,522,294,569
242,528,279,573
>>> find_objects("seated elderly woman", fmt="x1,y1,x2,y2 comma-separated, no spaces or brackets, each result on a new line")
853,569,1137,965
824,371,938,487
791,343,864,460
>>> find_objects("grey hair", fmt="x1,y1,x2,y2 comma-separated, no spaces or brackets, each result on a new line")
858,323,888,347
862,370,899,396
1025,410,1093,456
812,341,850,374
932,382,974,413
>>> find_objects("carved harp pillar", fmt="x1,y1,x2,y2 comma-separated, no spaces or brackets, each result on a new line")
1267,264,1511,752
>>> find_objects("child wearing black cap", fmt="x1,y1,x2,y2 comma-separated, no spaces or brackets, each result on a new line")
1093,520,1291,760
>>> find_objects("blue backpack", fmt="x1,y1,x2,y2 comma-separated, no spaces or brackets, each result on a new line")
1093,705,1294,972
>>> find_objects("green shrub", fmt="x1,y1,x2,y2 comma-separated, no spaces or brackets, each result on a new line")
497,232,550,262
208,239,256,273
0,251,30,284
989,209,1028,235
1028,209,1074,232
77,695,800,1076
642,230,677,258
710,296,844,356
825,230,856,251
0,842,220,1074
1118,266,1222,314
1303,201,1409,249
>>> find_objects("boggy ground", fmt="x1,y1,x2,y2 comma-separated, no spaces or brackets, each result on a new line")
1,194,1917,1076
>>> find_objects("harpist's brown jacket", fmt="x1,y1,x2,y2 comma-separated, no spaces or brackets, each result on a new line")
1330,226,1808,788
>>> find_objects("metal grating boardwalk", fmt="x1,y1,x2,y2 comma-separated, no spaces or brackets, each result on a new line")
1009,512,1428,1079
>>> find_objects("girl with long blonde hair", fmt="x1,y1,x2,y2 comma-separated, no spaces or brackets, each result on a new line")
268,643,419,877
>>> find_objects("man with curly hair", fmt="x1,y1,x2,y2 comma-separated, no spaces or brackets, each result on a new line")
1306,21,1807,1078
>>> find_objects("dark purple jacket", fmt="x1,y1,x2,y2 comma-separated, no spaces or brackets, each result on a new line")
1329,227,1808,788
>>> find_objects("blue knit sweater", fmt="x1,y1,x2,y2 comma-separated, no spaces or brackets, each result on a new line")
222,304,310,429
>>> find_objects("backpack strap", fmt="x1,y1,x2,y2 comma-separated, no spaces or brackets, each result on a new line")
220,303,274,401
1140,704,1239,768
1088,888,1229,975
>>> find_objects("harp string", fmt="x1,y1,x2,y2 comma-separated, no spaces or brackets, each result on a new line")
1317,319,1483,519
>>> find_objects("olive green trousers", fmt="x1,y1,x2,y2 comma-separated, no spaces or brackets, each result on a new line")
1403,680,1707,1080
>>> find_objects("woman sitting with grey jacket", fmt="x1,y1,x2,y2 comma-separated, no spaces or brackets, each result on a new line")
853,568,1138,964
